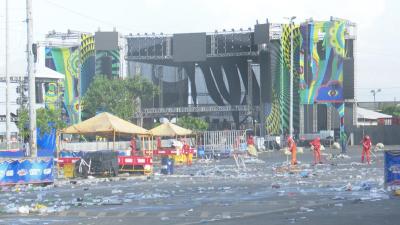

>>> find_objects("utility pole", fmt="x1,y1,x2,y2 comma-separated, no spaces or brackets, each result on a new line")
26,0,37,157
286,16,296,138
5,0,11,150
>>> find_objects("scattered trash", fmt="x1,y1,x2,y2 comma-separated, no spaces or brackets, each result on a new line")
332,142,341,150
345,183,352,191
111,189,123,194
271,184,281,189
299,206,314,212
375,143,384,151
361,182,371,191
18,205,30,214
300,171,309,178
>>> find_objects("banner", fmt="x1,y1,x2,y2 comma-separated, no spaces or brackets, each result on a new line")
0,158,54,185
384,150,400,187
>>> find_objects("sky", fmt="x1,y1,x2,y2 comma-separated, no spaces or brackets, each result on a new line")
0,0,399,102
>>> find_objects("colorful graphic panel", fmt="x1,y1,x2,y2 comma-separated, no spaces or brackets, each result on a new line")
45,47,81,124
299,21,346,104
266,24,301,135
80,34,96,96
0,158,54,185
44,82,62,110
95,50,120,78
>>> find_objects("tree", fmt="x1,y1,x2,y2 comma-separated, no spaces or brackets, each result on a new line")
36,108,66,135
382,105,400,117
16,107,29,141
17,107,66,140
177,116,209,131
82,75,158,121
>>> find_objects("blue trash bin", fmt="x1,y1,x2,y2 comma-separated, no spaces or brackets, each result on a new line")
384,150,400,188
161,157,174,175
197,146,205,158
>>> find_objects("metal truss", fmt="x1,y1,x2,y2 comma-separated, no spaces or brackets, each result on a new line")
133,105,260,118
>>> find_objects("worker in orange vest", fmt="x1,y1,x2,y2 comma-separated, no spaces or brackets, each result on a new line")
361,135,372,164
287,136,297,165
310,137,322,164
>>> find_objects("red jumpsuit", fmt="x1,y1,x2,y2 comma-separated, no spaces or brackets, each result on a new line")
362,136,372,164
310,137,321,164
247,135,254,146
287,137,297,165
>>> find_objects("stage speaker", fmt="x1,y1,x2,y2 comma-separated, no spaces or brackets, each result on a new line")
343,58,354,99
254,23,269,44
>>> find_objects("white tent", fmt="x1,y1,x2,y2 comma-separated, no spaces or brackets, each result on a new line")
35,67,64,80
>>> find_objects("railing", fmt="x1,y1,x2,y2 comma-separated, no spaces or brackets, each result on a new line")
0,142,21,151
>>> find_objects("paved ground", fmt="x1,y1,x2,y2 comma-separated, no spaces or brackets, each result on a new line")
0,146,399,225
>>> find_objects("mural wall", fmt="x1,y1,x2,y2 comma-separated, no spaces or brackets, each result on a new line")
45,47,81,124
43,82,61,110
298,21,347,135
299,21,346,104
265,21,348,136
266,24,301,135
80,34,96,96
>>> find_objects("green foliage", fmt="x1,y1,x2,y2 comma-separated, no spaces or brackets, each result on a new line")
17,107,66,138
176,116,209,131
382,105,400,117
16,107,29,140
36,108,66,135
82,75,158,121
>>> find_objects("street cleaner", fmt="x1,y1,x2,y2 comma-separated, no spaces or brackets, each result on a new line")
310,137,322,164
287,136,297,165
361,135,372,164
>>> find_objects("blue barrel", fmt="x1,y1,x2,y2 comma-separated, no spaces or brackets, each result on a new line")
161,157,174,175
384,150,400,188
197,146,205,158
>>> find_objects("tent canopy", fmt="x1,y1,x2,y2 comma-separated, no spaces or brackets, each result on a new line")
62,112,149,136
149,122,192,137
357,107,392,120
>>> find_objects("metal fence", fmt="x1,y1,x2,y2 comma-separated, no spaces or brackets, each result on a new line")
201,130,247,156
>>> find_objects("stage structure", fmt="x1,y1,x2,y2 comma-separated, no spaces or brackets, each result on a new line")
125,18,356,137
43,30,123,125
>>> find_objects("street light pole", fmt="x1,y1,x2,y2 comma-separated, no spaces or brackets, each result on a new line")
5,0,10,150
26,0,37,157
371,89,381,110
284,16,296,138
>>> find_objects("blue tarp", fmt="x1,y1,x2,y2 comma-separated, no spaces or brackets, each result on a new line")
37,127,56,157
0,128,56,158
384,150,400,187
0,158,54,185
0,150,25,158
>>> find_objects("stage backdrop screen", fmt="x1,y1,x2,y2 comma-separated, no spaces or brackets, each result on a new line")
173,33,206,62
95,32,119,51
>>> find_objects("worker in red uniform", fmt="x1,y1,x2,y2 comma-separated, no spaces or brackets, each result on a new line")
287,136,297,165
361,135,372,164
182,139,192,165
310,137,322,164
247,135,254,146
130,135,137,156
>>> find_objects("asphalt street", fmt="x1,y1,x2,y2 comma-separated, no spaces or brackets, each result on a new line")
0,146,399,225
